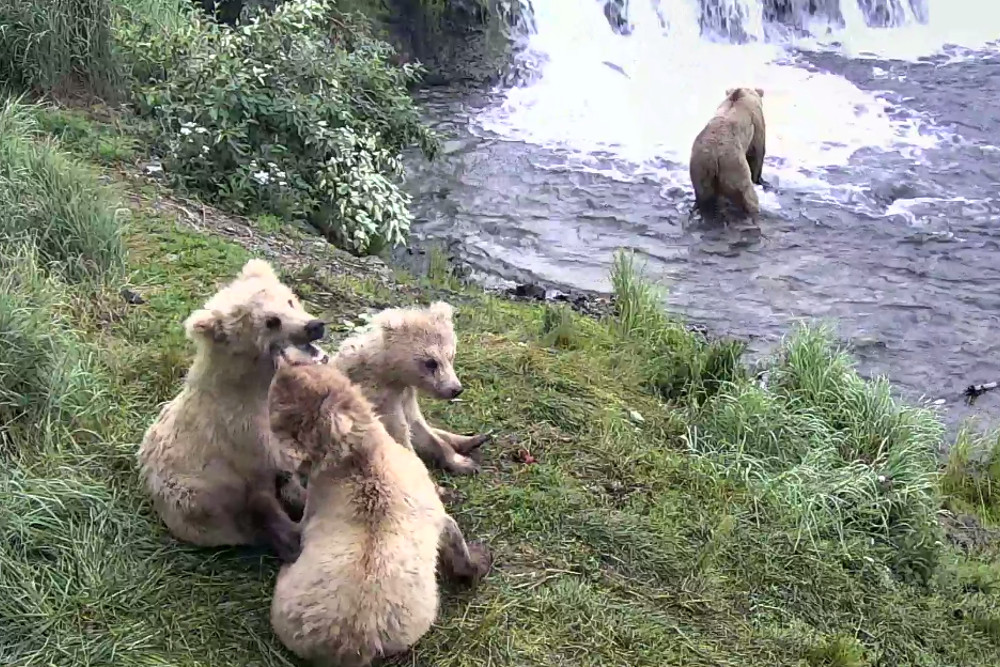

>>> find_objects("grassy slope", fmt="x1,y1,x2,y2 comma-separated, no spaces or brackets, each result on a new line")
2,105,1000,667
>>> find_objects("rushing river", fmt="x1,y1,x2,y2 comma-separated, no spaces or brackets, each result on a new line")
400,0,1000,429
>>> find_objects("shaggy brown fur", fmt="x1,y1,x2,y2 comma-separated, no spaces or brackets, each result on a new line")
330,301,491,475
268,362,492,667
689,86,766,218
137,259,327,562
271,343,333,521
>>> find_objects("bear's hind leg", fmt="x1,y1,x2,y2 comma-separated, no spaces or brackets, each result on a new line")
437,515,493,585
737,183,761,219
246,484,302,563
718,154,760,220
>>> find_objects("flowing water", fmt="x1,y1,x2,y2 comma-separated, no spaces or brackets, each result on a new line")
400,0,1000,429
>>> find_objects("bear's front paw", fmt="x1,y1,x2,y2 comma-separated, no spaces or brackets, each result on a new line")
452,431,494,455
445,454,480,476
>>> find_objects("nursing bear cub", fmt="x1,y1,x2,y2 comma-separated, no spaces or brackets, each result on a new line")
268,361,492,667
689,86,767,219
333,302,492,475
137,259,326,562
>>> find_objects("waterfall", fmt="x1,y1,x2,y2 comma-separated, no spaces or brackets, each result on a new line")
476,0,1000,203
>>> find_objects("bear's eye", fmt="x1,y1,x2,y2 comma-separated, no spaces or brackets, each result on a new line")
288,299,294,307
423,358,439,372
265,316,282,330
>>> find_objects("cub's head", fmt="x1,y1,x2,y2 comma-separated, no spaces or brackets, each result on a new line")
372,301,463,400
269,363,372,465
184,259,327,360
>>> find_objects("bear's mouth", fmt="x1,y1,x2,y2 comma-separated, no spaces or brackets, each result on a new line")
300,342,330,364
273,342,330,367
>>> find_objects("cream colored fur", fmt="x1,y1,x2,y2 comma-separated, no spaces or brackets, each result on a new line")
332,302,491,475
137,259,326,561
268,363,491,667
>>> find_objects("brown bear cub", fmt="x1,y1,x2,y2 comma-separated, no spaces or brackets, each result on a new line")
332,301,492,475
137,259,327,562
268,361,492,667
689,86,767,219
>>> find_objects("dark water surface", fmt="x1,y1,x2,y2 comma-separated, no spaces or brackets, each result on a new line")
400,49,1000,431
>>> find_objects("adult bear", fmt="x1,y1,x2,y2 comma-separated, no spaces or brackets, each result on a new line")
689,87,766,219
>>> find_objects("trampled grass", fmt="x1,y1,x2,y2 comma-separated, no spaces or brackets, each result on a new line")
1,103,1000,666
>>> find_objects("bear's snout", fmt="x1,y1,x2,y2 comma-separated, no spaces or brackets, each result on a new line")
447,384,463,399
305,320,326,342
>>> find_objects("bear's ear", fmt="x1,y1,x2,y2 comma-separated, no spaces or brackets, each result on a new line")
321,394,355,440
185,309,227,343
725,87,736,98
755,87,764,98
240,258,277,281
372,308,409,334
427,301,454,322
331,412,354,440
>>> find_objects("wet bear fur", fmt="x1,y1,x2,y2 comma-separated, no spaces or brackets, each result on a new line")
689,86,766,218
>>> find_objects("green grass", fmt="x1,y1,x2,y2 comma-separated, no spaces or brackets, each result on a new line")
0,0,121,99
30,103,141,165
943,429,1000,525
1,101,1000,666
0,97,125,280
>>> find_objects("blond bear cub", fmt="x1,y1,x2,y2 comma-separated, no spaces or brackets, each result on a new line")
268,361,492,667
137,259,327,562
332,301,491,475
689,86,767,219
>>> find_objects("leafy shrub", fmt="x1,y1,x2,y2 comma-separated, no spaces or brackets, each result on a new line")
0,97,125,281
0,0,121,98
117,0,437,254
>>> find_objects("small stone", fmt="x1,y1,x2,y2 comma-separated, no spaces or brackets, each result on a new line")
510,282,546,300
120,288,145,305
628,409,644,424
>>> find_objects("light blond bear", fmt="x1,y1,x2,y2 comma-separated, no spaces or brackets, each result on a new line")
268,361,492,667
689,86,767,218
331,302,491,475
137,259,327,562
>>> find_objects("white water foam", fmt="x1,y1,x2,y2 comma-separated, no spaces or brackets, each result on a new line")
474,0,999,207
800,0,1000,62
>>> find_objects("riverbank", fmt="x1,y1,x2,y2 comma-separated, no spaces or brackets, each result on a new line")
1,96,1000,666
